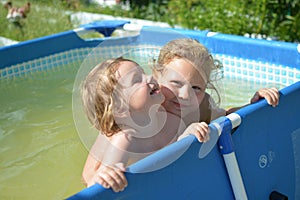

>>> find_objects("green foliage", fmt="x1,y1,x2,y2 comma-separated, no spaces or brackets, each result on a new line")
125,0,299,42
165,0,300,42
267,0,300,42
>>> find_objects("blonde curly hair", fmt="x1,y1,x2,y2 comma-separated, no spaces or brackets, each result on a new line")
154,38,223,104
81,57,135,137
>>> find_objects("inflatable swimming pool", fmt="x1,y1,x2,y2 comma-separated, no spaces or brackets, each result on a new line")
0,20,299,200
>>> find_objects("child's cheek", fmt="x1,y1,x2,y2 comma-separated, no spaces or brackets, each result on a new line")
195,92,206,106
160,85,176,100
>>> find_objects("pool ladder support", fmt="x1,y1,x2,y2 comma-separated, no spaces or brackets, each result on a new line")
218,113,248,200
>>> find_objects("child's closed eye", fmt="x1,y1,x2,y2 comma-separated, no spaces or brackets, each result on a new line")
170,80,182,86
192,86,203,92
132,75,143,84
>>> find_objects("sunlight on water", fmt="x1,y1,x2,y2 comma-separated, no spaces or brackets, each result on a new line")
0,62,285,199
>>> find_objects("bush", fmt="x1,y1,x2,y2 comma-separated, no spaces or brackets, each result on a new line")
125,0,300,43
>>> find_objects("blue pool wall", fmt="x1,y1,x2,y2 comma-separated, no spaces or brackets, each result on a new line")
0,26,299,84
67,81,300,200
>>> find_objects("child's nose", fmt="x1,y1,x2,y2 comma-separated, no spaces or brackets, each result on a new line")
146,74,156,84
178,85,190,100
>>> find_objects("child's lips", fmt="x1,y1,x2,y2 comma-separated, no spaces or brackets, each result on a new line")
149,83,160,95
171,100,188,109
172,101,181,109
150,88,159,95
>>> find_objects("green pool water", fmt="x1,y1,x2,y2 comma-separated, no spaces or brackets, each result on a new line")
0,64,87,199
0,62,284,199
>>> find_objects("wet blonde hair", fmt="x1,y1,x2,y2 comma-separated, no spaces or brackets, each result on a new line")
155,38,223,104
81,57,136,137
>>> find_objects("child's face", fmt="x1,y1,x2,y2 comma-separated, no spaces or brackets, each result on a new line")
158,58,206,118
117,61,164,112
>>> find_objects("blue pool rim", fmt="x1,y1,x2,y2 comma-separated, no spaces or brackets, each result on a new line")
0,26,300,70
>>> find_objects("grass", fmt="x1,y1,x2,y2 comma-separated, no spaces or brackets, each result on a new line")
0,1,81,42
0,0,130,43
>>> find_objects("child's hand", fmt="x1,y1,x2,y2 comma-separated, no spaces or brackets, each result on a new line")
250,88,279,107
179,122,210,143
88,163,128,192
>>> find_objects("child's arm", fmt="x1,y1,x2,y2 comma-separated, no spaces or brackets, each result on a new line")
82,133,130,192
85,162,128,192
82,153,101,186
82,134,107,187
178,122,210,143
226,87,280,114
250,87,279,106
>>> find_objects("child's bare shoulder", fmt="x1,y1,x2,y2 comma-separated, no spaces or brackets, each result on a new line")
109,130,135,150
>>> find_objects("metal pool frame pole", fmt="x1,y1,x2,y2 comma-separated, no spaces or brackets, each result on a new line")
218,113,248,200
